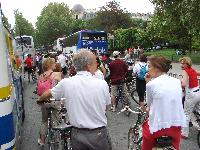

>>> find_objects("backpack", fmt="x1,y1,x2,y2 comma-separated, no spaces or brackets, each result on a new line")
36,72,53,96
137,64,147,80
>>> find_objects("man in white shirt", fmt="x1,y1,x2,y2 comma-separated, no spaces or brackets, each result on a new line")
57,51,67,76
38,50,112,150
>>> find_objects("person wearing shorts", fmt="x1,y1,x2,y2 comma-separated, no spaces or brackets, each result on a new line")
24,54,33,82
109,51,128,112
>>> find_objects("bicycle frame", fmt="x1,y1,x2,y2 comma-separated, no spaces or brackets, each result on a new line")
125,107,176,150
116,83,130,116
47,98,72,150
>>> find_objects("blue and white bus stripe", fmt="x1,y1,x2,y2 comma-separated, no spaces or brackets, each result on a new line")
0,98,13,117
1,138,15,150
0,5,16,150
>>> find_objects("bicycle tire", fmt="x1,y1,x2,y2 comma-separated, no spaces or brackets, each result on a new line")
64,135,72,150
128,125,142,150
31,73,37,82
197,130,200,149
123,101,131,117
130,91,140,105
47,108,62,150
48,130,59,150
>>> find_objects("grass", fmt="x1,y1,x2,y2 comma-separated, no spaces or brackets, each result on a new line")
144,49,200,64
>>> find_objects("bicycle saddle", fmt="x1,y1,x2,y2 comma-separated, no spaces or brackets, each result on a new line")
154,136,172,148
52,123,72,131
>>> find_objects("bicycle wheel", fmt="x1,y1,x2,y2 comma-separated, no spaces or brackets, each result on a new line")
31,73,37,82
65,131,72,150
129,90,140,105
48,108,61,150
48,130,60,150
64,136,72,150
197,130,200,149
128,125,142,150
122,101,131,117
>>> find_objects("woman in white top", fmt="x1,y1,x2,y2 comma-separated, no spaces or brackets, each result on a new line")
142,55,186,150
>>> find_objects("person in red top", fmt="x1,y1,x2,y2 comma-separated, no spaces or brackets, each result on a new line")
25,54,33,82
179,57,200,138
108,51,128,112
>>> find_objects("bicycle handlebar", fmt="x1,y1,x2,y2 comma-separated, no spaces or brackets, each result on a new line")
50,98,66,101
117,106,143,115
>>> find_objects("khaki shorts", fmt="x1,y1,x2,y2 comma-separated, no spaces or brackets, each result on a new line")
111,83,128,98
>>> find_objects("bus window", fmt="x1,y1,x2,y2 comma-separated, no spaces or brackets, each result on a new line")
63,30,108,54
22,37,31,45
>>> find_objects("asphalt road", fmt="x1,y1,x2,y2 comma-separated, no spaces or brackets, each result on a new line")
21,63,200,150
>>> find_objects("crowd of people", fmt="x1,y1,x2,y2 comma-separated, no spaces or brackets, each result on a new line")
25,48,200,150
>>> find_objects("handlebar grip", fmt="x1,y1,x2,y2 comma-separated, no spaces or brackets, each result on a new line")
50,98,61,101
61,98,66,101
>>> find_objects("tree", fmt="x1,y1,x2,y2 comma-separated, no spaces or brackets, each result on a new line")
113,28,151,51
70,19,91,33
14,9,35,37
149,0,200,52
35,2,72,48
93,1,132,33
132,19,148,29
2,14,11,30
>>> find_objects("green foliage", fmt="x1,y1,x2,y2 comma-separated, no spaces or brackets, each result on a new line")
132,19,148,29
192,35,200,51
2,15,11,30
144,48,200,64
35,2,72,47
149,0,200,52
93,1,132,33
70,19,93,33
14,9,35,37
113,28,151,51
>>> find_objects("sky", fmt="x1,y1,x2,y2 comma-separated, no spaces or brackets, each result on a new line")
0,0,154,27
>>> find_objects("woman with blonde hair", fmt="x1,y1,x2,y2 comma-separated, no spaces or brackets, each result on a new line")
37,57,62,146
179,57,200,139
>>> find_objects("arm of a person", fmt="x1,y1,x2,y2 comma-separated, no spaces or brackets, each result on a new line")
146,84,153,107
132,65,137,77
37,79,64,104
37,89,52,103
181,70,188,88
54,72,62,82
196,71,200,76
104,82,111,111
100,64,107,78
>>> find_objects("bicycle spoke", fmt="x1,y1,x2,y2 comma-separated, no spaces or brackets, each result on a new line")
128,125,142,150
197,131,200,149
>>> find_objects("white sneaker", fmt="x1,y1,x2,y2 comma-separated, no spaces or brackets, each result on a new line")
38,138,45,147
110,105,116,112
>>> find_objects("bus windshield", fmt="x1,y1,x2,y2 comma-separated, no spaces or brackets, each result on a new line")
16,36,32,46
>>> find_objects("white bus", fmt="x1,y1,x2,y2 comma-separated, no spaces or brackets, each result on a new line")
53,37,65,51
53,37,76,54
15,35,35,64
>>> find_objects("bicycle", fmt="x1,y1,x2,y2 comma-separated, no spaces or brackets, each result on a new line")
193,107,200,149
118,107,176,150
115,82,131,116
31,67,37,82
47,98,72,150
23,65,37,82
126,77,147,106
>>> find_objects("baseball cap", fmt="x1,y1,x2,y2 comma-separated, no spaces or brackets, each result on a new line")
113,51,120,57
